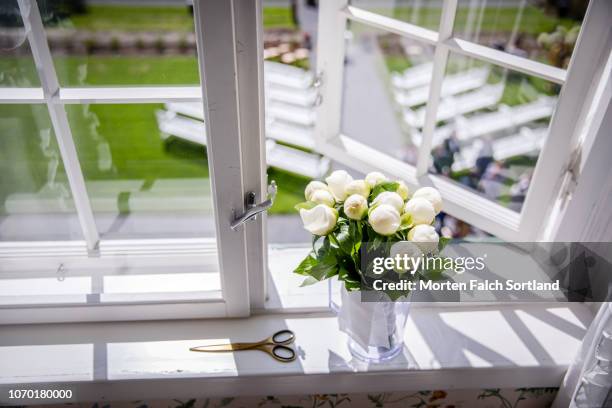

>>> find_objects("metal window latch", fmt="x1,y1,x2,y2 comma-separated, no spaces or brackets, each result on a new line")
230,181,277,231
561,145,582,205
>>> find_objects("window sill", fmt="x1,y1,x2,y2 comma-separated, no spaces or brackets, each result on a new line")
0,302,592,404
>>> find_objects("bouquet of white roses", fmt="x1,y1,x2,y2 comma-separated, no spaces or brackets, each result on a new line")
294,170,448,294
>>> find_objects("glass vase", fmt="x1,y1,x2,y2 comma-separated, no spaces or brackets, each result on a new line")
338,287,411,363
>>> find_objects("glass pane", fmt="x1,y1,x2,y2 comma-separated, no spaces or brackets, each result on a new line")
350,0,441,30
454,0,589,68
0,104,82,241
342,22,435,165
0,257,221,306
36,0,199,86
0,0,40,86
420,53,560,212
66,103,219,241
262,0,316,244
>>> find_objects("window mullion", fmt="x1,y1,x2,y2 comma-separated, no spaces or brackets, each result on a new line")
415,0,458,176
18,0,100,252
233,0,267,309
519,0,612,240
314,0,349,145
193,0,251,317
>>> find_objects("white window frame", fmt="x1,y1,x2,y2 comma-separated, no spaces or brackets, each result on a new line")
0,0,267,323
314,0,611,242
1,0,610,324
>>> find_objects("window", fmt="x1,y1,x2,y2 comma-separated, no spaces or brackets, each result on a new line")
0,0,609,323
0,0,265,322
315,0,605,241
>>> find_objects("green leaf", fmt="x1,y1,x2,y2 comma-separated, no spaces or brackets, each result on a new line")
299,276,320,287
370,181,400,201
399,212,414,231
294,201,317,211
438,236,451,252
293,253,317,276
338,265,361,291
334,222,354,255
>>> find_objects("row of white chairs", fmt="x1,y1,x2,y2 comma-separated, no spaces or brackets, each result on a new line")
412,96,556,148
403,84,505,128
451,127,548,172
156,110,328,179
394,66,490,108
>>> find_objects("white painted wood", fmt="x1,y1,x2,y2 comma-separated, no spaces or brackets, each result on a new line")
59,87,202,104
314,0,349,144
416,0,458,176
0,304,593,401
18,0,100,251
343,6,438,45
233,0,267,309
545,50,612,242
318,135,522,240
445,38,566,85
0,87,44,103
192,0,251,317
519,0,612,241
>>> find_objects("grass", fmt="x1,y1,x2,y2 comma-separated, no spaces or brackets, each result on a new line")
64,5,295,31
384,5,577,34
0,55,308,215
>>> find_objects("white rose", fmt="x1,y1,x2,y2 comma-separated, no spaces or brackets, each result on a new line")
299,204,338,236
310,189,335,207
404,197,435,225
344,194,368,220
345,179,370,198
369,204,400,236
412,187,443,214
365,171,387,187
390,241,423,274
304,180,330,201
372,191,404,212
325,170,354,202
408,224,439,254
396,181,410,201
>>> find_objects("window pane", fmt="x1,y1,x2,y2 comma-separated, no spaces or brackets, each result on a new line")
453,0,589,68
0,104,82,241
66,103,216,241
0,0,40,86
36,1,199,86
420,53,560,212
0,257,221,306
350,0,441,30
342,22,435,165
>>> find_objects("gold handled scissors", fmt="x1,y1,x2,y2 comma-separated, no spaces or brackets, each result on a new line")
189,329,296,363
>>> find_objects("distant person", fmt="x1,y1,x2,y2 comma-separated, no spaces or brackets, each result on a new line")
475,138,494,178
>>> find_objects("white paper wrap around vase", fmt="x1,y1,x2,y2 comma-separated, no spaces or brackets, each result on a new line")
338,287,411,351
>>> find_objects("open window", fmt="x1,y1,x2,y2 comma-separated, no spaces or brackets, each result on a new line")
313,0,607,242
0,0,266,323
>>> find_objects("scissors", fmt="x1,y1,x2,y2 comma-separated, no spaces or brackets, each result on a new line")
189,329,296,363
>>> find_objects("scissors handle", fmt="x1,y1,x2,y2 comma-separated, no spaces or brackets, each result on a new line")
271,329,295,345
258,344,296,362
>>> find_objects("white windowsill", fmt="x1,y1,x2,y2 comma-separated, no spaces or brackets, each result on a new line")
0,302,592,404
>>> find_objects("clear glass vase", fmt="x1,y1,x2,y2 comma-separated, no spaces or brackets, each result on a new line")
338,287,411,363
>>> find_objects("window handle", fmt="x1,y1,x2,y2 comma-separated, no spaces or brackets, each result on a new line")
230,181,277,231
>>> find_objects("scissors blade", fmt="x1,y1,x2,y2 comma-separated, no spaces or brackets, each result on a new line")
190,342,259,352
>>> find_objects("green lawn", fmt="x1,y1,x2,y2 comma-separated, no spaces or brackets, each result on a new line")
0,56,307,215
64,5,295,31
375,5,576,34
